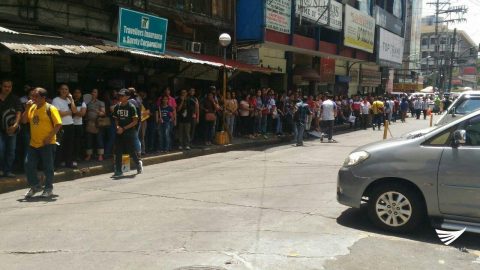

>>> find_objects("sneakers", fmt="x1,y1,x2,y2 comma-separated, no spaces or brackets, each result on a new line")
328,139,338,143
137,161,143,174
320,134,324,142
263,135,268,139
178,146,183,150
24,187,41,198
40,189,53,198
185,146,191,150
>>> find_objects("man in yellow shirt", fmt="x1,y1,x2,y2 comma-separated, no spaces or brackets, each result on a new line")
21,87,62,198
371,97,385,131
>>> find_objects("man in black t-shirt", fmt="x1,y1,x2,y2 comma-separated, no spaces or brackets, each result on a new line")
0,79,22,177
112,89,142,178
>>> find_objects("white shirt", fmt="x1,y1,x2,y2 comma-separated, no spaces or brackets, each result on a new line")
73,102,87,125
360,101,371,114
52,97,74,125
321,99,336,121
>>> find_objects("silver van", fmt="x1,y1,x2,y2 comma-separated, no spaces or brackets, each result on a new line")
337,109,480,233
436,91,480,126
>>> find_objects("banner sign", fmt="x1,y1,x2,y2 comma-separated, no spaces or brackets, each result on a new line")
378,28,404,67
295,0,343,31
319,58,336,83
266,0,292,34
361,70,382,86
374,6,403,36
118,8,168,54
344,5,375,53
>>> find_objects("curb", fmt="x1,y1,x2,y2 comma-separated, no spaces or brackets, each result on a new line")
0,136,291,194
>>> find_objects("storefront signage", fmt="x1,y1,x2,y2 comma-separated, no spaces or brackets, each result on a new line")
319,58,335,83
378,28,404,67
374,6,403,36
295,0,343,31
266,0,292,34
360,70,381,86
237,48,260,65
118,8,168,54
344,5,375,53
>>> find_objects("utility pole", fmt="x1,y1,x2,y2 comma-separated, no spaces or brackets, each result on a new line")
427,1,467,94
448,28,456,93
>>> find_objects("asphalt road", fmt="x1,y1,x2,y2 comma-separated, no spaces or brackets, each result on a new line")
1,117,480,270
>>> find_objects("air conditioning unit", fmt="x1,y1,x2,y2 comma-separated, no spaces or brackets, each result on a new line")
185,41,202,54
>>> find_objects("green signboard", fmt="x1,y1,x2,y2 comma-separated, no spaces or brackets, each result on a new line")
117,8,168,54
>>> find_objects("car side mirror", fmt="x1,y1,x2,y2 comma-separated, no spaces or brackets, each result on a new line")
453,129,467,147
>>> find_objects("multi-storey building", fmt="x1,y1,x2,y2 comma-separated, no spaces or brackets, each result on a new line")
420,15,478,90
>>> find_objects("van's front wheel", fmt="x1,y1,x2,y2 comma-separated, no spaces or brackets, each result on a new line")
367,184,425,233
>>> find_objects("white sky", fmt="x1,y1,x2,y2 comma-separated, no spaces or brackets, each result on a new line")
422,0,480,44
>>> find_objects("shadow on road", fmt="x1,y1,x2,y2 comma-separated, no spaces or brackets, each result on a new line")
337,206,480,251
16,194,59,203
111,174,137,180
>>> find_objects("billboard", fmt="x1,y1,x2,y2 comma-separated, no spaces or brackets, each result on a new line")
295,0,343,31
344,5,375,53
378,28,404,67
266,0,292,34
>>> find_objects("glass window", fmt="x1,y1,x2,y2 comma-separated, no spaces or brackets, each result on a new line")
453,98,480,115
424,126,456,146
358,0,372,15
463,115,480,146
422,38,428,46
393,0,402,18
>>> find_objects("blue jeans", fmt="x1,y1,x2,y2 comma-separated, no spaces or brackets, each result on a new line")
294,122,305,145
134,124,141,153
0,132,17,175
25,144,56,190
104,119,116,158
86,131,104,155
275,117,283,134
159,121,172,151
226,115,235,137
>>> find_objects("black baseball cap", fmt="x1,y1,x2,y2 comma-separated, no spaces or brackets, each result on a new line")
118,88,128,96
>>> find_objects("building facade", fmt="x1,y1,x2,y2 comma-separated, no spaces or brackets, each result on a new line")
420,15,478,91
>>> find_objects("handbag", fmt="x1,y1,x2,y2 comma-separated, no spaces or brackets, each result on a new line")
205,112,216,121
96,116,111,128
348,113,356,123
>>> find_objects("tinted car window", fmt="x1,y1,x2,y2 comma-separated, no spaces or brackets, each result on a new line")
462,115,480,146
424,126,457,146
454,97,480,114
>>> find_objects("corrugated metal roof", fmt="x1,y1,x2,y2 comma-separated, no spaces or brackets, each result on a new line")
0,43,59,54
0,26,18,34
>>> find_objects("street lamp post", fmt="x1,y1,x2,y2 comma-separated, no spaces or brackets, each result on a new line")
218,33,231,135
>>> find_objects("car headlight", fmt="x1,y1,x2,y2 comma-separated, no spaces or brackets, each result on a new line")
343,151,370,167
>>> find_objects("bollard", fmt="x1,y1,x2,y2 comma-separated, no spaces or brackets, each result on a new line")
383,120,388,140
430,114,433,127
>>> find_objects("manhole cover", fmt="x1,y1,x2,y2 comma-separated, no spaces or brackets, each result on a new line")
173,266,227,270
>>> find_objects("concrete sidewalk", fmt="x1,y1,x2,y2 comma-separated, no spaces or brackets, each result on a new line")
0,124,353,194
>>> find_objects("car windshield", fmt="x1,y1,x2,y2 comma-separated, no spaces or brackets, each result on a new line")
453,97,480,114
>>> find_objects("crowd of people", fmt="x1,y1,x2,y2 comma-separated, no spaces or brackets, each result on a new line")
0,77,454,196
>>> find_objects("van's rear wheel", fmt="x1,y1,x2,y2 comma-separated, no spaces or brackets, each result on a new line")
367,183,425,232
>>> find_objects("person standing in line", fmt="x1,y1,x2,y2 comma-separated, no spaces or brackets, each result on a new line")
176,89,193,150
85,88,106,161
371,97,384,131
224,91,238,141
188,88,200,145
360,97,371,130
293,96,311,146
320,93,337,143
72,88,86,166
351,95,362,130
112,89,143,178
202,92,219,145
157,95,176,152
0,79,22,178
22,87,62,198
52,84,78,168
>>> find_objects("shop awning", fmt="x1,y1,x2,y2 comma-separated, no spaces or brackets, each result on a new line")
294,67,322,81
0,25,273,73
167,49,273,74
